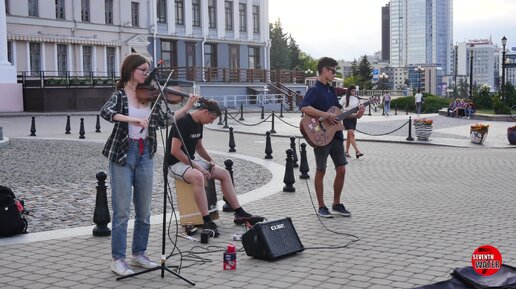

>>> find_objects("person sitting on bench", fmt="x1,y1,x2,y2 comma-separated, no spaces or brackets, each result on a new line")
167,100,264,237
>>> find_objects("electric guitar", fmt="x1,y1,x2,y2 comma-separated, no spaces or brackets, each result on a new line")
299,96,380,147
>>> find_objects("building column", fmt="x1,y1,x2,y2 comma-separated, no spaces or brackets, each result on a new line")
0,0,23,112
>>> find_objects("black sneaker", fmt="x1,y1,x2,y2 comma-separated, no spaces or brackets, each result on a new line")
331,203,351,217
234,211,264,225
202,221,220,237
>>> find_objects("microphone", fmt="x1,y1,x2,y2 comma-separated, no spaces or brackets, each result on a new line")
144,59,164,84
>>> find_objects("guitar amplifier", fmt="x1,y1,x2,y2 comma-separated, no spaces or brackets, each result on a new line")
242,217,304,261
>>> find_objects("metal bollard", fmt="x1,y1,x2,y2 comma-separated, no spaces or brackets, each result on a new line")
279,103,284,118
30,116,36,136
264,131,273,159
228,127,236,152
394,104,398,115
289,136,299,168
239,103,245,121
65,115,71,134
283,149,295,192
261,105,265,119
222,159,235,212
95,115,101,133
79,118,86,139
218,113,223,125
368,105,372,116
299,143,310,179
223,108,229,129
93,171,111,236
406,116,414,141
270,111,276,133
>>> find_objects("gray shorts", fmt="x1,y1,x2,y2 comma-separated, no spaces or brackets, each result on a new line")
313,139,348,171
169,159,210,182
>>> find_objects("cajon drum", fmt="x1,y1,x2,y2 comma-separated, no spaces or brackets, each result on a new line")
175,178,219,226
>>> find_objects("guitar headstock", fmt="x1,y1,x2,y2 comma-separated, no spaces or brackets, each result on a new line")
368,96,381,106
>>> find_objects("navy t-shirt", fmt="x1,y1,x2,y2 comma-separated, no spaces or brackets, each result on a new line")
300,80,343,141
167,113,203,166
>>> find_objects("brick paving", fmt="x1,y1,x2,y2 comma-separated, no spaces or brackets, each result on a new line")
0,111,515,288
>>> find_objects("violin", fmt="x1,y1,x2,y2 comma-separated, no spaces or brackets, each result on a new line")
135,84,188,105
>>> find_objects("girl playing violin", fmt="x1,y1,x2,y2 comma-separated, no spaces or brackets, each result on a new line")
100,53,198,276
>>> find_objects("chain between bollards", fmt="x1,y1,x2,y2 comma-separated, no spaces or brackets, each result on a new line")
93,171,111,236
264,131,273,159
283,148,295,192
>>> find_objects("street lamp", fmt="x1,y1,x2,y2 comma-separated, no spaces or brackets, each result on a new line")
469,44,474,98
501,36,507,104
379,72,389,115
415,66,424,90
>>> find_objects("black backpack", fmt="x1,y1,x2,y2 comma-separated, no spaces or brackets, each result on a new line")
0,185,29,237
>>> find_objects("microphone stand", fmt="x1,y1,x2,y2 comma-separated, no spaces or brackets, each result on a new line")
117,70,195,286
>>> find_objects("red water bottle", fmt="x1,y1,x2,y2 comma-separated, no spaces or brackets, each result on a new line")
223,243,236,270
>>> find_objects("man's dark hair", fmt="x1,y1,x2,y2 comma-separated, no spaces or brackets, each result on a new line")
198,99,222,116
317,57,338,74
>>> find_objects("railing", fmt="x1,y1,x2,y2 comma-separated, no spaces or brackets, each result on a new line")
207,94,286,109
18,67,307,88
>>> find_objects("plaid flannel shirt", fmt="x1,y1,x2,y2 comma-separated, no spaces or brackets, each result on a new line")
100,89,161,165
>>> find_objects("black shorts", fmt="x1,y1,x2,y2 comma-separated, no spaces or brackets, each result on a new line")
313,139,348,171
343,118,357,130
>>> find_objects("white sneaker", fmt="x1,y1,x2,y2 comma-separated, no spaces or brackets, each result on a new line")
130,254,158,269
111,259,134,276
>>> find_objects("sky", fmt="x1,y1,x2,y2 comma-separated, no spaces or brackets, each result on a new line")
268,0,516,61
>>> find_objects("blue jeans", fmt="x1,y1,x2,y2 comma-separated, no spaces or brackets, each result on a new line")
384,101,390,114
416,102,422,114
110,139,154,260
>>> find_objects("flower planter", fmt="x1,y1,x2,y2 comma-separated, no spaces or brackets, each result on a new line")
415,124,432,141
470,129,488,144
508,128,516,145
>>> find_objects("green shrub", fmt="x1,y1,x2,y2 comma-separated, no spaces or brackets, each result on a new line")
492,96,510,114
390,94,449,113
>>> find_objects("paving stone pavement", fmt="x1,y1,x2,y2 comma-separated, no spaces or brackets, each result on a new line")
0,111,515,289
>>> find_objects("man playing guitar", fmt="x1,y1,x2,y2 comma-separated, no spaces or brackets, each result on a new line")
299,57,364,218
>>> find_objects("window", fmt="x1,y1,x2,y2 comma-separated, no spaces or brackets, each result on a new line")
161,40,177,67
229,45,239,68
81,0,90,22
131,2,139,26
83,46,92,74
225,1,233,31
248,47,260,69
6,0,10,15
55,0,65,19
208,0,216,28
57,44,67,77
29,42,41,76
238,3,246,32
204,44,217,67
157,0,166,23
192,0,200,27
29,0,38,16
105,0,113,24
106,47,116,77
252,5,259,33
175,0,184,25
7,41,12,64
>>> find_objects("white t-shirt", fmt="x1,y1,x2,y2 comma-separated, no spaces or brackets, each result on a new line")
415,93,423,103
340,95,360,112
128,103,151,139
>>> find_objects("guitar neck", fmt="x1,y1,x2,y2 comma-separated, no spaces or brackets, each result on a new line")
336,100,371,121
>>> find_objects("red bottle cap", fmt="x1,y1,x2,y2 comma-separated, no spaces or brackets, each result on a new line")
227,243,236,253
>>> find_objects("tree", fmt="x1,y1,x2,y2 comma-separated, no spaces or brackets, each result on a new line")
269,20,291,70
288,35,301,70
350,59,359,77
357,55,373,90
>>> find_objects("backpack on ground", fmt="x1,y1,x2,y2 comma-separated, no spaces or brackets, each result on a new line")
0,185,29,237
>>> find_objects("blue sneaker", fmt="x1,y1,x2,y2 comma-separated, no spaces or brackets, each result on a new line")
318,206,333,218
332,203,351,217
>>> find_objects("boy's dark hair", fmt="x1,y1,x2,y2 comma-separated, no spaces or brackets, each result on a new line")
198,99,222,116
317,57,338,74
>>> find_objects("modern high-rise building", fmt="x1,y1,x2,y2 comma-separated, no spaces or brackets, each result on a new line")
381,3,390,62
389,0,453,74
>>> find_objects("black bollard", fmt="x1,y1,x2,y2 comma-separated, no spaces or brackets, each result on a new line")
279,103,284,118
222,159,235,212
223,108,229,129
65,115,71,134
405,105,409,115
394,104,398,115
374,106,377,112
79,118,86,139
270,111,276,133
95,115,101,133
368,105,372,116
261,105,265,119
406,116,414,141
217,113,223,125
93,171,111,236
299,143,310,179
283,149,296,192
239,103,245,121
289,136,299,168
30,116,36,136
264,131,273,159
228,127,236,152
